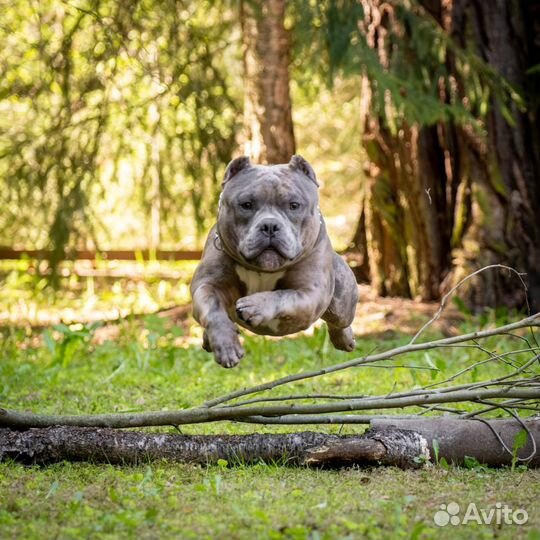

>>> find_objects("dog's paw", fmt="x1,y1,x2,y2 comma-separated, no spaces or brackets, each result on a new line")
328,325,356,352
202,329,212,352
213,337,244,368
236,293,275,328
205,326,244,368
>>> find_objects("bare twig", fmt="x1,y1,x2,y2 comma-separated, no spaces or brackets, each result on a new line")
421,348,540,390
204,314,540,408
409,264,529,345
2,387,539,429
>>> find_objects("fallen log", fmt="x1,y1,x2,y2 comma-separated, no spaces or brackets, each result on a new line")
1,418,538,468
0,427,428,468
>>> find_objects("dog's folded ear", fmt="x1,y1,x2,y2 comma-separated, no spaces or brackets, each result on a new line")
288,155,319,186
223,156,251,185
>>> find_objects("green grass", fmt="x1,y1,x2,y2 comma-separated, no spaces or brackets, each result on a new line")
1,461,539,539
1,298,540,538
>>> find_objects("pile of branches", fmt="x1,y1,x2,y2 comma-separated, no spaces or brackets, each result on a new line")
1,267,540,468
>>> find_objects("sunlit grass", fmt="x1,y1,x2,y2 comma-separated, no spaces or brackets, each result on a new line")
0,260,197,326
1,305,537,428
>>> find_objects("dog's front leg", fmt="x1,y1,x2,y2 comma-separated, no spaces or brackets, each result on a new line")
235,289,325,332
192,284,244,368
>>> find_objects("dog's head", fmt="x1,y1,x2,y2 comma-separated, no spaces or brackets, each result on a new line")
217,155,321,272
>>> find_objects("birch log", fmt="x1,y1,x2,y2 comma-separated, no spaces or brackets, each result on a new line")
1,417,538,468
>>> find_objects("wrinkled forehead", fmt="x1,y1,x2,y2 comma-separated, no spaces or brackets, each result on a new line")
223,164,318,203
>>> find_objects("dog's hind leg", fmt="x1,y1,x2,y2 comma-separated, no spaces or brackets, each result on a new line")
322,254,358,352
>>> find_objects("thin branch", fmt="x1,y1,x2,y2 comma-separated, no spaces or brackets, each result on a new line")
421,347,540,390
473,408,538,462
215,361,539,416
463,398,540,418
226,394,368,408
409,264,529,345
417,404,467,415
203,313,540,408
235,414,379,424
2,387,539,429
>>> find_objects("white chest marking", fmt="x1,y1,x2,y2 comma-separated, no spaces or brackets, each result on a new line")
235,265,285,295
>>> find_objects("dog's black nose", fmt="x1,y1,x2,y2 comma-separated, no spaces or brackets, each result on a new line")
259,219,281,237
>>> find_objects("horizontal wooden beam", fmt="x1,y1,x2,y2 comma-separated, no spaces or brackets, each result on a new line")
0,248,202,261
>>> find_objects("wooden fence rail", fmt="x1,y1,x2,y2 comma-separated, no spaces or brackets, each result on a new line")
0,248,203,261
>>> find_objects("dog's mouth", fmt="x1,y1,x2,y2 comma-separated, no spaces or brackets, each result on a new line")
249,247,286,271
238,233,300,271
242,240,293,271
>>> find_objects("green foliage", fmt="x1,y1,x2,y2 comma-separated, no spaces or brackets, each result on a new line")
43,322,100,368
0,259,196,326
0,0,240,269
1,276,540,537
462,456,487,471
0,0,533,300
1,460,538,539
290,0,522,132
1,318,540,537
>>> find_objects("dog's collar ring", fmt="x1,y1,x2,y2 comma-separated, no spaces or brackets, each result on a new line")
213,233,224,252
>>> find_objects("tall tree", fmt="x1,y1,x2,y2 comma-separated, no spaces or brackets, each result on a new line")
240,0,296,163
447,0,540,309
297,0,539,309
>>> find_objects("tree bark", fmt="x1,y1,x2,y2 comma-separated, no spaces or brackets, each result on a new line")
2,418,538,467
445,0,540,310
240,0,296,163
352,1,452,301
371,417,540,467
0,427,426,468
360,122,450,299
349,0,540,309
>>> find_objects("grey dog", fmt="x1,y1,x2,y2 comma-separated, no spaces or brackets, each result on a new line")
190,155,358,368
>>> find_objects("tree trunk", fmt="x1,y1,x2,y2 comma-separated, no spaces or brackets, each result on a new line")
350,0,540,309
445,0,540,310
360,122,452,300
352,2,452,301
240,0,296,164
346,201,371,283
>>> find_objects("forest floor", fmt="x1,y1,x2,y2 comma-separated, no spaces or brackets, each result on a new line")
1,268,539,539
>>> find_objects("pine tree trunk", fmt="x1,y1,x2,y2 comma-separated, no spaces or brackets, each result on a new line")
352,2,452,301
240,0,296,164
445,0,540,310
350,0,540,309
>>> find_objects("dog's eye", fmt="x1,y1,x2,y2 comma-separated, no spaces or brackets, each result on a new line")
240,201,253,210
289,202,301,211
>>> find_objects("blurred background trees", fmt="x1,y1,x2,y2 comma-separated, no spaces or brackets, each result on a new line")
0,0,538,309
0,0,240,259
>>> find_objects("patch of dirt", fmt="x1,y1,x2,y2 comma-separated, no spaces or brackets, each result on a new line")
352,284,464,338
